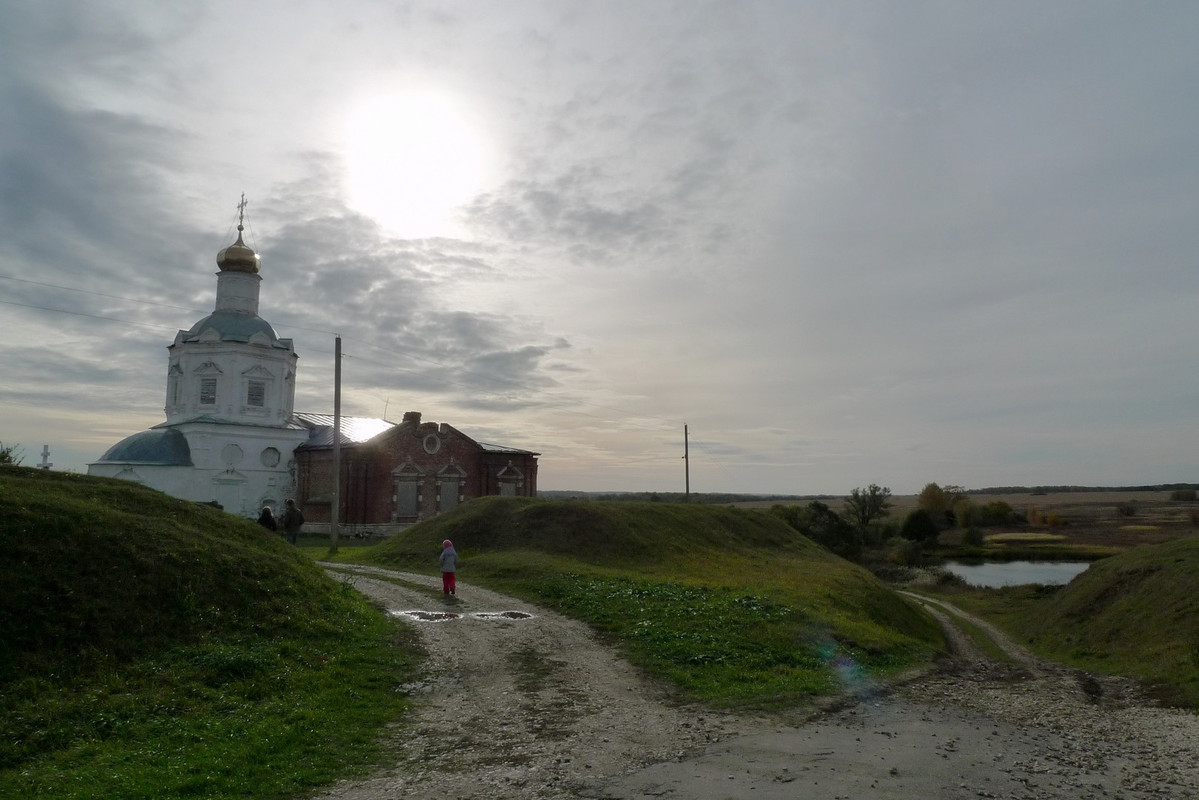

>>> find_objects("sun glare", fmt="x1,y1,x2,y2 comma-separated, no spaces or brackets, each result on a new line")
343,89,488,239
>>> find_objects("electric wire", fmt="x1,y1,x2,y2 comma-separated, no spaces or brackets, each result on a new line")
0,273,687,439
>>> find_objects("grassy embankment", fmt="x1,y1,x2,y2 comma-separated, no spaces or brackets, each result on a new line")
326,496,948,707
0,467,418,800
919,535,1199,707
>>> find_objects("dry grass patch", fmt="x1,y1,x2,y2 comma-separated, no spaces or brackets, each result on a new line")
986,532,1067,543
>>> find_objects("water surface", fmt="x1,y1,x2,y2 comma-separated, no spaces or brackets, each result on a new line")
943,560,1090,588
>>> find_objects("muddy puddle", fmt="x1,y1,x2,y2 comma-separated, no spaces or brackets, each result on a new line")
389,610,534,623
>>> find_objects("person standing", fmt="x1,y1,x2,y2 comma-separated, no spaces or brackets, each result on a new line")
256,506,277,531
440,539,458,595
279,498,305,545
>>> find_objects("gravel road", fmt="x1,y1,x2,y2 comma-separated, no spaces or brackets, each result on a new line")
311,564,1199,800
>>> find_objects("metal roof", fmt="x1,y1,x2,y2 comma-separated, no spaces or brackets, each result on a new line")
93,427,193,466
292,412,396,447
180,310,290,348
477,441,539,456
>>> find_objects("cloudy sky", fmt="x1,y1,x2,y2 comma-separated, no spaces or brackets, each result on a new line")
2,1,1197,495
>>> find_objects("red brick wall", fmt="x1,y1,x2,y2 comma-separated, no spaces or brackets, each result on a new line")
294,419,538,523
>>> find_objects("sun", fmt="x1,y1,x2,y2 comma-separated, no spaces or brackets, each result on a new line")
343,89,488,239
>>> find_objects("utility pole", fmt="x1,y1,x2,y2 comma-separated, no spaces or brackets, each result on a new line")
683,424,690,502
330,335,342,554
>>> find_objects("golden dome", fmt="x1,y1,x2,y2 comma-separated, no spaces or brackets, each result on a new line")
216,224,260,273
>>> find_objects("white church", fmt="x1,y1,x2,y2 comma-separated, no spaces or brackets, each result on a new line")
87,208,388,516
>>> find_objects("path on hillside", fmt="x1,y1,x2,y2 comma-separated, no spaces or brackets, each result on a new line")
312,564,1199,800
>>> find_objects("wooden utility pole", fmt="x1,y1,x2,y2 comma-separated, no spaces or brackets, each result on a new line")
683,423,690,502
330,335,342,554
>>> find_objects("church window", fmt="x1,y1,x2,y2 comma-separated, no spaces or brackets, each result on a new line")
200,378,217,405
396,480,419,517
247,379,266,407
439,479,460,511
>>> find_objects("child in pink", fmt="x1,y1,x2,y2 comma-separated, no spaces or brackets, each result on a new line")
440,539,458,595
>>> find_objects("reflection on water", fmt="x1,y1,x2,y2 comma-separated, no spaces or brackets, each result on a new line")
943,560,1091,588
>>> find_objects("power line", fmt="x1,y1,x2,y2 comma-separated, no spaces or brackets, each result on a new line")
0,298,179,332
1,274,687,436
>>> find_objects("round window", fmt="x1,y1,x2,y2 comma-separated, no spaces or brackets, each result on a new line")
423,434,441,454
221,443,244,467
261,447,281,467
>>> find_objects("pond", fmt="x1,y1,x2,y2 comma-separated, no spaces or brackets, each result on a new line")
942,560,1091,588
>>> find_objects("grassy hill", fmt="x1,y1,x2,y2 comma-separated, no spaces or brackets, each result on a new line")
348,496,947,706
1010,535,1199,705
0,467,416,800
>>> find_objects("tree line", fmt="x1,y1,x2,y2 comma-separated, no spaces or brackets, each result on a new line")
769,481,1030,562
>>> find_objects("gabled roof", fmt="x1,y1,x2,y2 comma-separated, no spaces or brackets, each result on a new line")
477,441,540,456
292,412,396,447
292,411,539,456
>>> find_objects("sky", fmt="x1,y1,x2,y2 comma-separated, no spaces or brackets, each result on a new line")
2,1,1197,496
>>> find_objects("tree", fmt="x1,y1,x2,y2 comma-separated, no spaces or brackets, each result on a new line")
917,482,947,513
770,501,862,560
843,484,892,527
0,441,23,465
919,482,967,526
900,509,940,545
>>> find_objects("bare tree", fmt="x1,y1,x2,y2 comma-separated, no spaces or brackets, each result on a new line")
843,484,892,527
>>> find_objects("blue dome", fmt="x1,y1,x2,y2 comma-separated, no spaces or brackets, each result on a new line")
96,428,192,466
182,310,285,347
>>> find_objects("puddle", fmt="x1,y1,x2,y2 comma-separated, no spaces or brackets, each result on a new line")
390,610,462,622
387,610,534,622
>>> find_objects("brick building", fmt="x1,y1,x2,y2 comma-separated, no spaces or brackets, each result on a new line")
294,411,538,525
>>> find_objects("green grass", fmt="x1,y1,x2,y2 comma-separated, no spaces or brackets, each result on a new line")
0,467,419,799
1015,536,1199,705
920,536,1199,707
342,497,946,708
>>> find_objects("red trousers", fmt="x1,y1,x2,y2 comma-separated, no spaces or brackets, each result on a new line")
442,571,456,594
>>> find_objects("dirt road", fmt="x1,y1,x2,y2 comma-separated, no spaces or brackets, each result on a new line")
313,564,1199,800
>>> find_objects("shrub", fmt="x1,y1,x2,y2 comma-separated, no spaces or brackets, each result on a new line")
1170,489,1197,502
961,526,985,547
953,498,976,528
769,501,861,559
1116,502,1137,517
0,442,22,466
935,569,967,587
891,539,925,566
899,509,939,544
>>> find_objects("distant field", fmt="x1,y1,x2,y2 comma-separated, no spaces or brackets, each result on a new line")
736,489,1199,554
985,532,1067,543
